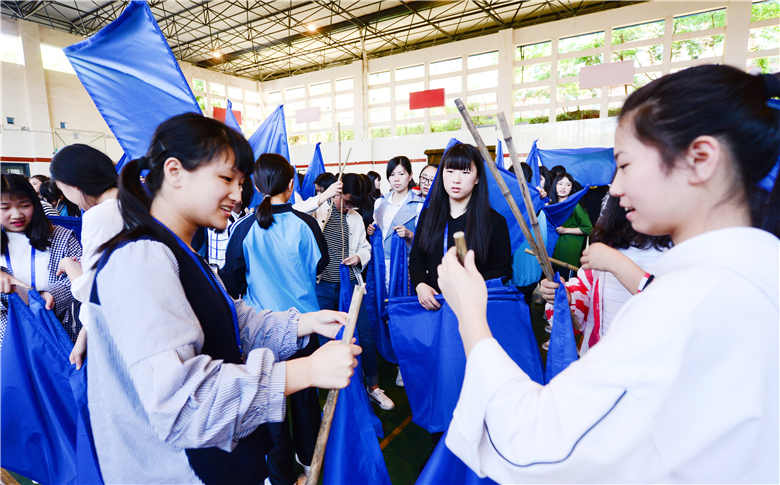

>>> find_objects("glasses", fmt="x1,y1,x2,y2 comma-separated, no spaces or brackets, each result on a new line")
420,176,435,185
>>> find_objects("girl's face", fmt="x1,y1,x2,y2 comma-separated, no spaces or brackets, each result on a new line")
610,119,690,238
388,165,411,193
539,174,546,189
0,194,34,233
55,181,89,211
29,178,42,193
176,151,244,231
443,161,479,202
556,177,572,199
374,178,381,190
419,166,437,197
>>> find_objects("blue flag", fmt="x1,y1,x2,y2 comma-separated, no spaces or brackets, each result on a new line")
1,291,103,484
64,1,201,161
321,265,391,485
388,234,411,298
115,153,129,174
541,187,588,258
301,142,325,200
527,140,541,188
364,228,396,363
387,283,543,433
545,272,579,382
48,216,82,241
248,105,297,206
416,431,498,485
536,145,616,188
224,99,242,133
495,139,504,170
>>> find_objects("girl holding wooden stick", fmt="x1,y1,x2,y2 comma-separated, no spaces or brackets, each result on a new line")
436,65,779,482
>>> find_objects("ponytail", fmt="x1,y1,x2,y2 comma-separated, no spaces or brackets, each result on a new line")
254,153,295,229
256,195,274,229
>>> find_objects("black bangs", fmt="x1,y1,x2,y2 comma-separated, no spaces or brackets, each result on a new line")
441,143,481,172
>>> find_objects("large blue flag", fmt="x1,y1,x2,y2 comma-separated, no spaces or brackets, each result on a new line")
545,273,579,382
64,1,201,161
321,265,391,485
387,283,543,433
364,228,396,363
115,153,129,174
300,142,325,200
1,291,102,484
224,99,242,133
248,105,297,205
527,142,616,188
541,187,588,258
388,234,411,298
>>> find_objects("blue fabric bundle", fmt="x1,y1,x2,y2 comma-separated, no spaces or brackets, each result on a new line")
1,291,102,484
545,272,580,382
365,228,396,363
388,233,411,298
527,141,616,188
49,216,82,241
387,283,543,433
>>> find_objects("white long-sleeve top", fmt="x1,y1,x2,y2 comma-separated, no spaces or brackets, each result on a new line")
86,240,307,484
446,227,779,483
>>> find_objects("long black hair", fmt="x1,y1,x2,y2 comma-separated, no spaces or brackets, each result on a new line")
254,153,295,229
1,174,53,254
549,172,577,204
620,65,780,236
50,143,117,198
591,196,672,251
415,143,492,264
99,113,254,256
39,180,80,216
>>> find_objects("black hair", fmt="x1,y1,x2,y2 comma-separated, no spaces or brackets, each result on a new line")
549,172,577,204
49,143,117,198
366,170,381,199
254,153,295,229
99,113,254,257
419,164,437,179
539,166,552,194
591,196,672,251
415,143,492,264
39,180,80,216
1,174,53,254
520,162,533,183
386,156,413,180
315,172,337,191
620,65,780,236
30,174,50,188
549,165,566,180
342,173,371,213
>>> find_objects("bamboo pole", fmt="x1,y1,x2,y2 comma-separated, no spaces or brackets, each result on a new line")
524,249,578,273
496,113,555,281
453,231,467,264
306,284,366,485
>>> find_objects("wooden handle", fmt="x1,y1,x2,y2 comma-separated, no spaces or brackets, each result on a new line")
306,284,365,485
523,248,579,272
453,231,467,263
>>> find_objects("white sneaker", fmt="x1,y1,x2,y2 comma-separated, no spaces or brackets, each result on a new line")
395,368,404,387
367,387,395,410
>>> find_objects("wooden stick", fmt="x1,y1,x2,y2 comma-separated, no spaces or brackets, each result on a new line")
524,248,578,272
496,113,555,281
453,231,467,264
306,284,366,485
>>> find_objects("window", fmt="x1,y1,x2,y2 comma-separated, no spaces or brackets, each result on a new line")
514,63,552,84
195,95,207,112
514,110,549,125
556,104,601,122
673,9,726,34
749,25,780,51
612,45,663,66
559,31,604,54
335,77,354,91
467,51,498,69
40,44,75,74
192,78,207,92
558,54,603,79
396,123,424,136
266,91,282,105
608,71,661,97
368,71,391,85
285,86,305,100
429,75,462,94
395,82,425,101
431,118,462,132
335,110,354,125
231,102,244,113
466,92,497,126
211,97,226,108
670,34,725,62
514,87,551,106
368,107,392,123
369,87,391,105
309,81,331,96
611,20,665,45
0,33,24,65
311,131,334,143
370,127,392,138
430,57,462,75
557,83,601,102
245,91,261,103
228,86,243,100
516,41,552,61
335,93,354,108
289,134,307,145
209,82,225,96
396,64,424,81
747,55,780,73
751,0,780,22
396,105,423,121
467,70,498,90
246,104,262,119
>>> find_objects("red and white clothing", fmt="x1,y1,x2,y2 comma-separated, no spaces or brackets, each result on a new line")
545,246,665,354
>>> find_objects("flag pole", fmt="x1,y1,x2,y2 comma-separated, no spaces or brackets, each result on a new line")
306,284,366,485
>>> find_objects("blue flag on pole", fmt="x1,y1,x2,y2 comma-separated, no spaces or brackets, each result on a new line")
528,143,615,188
527,140,541,188
321,265,391,485
540,187,588,258
64,1,201,161
387,284,543,433
365,228,396,363
495,139,504,170
545,272,579,382
247,105,297,206
224,99,242,133
301,142,325,200
1,291,103,484
115,153,130,174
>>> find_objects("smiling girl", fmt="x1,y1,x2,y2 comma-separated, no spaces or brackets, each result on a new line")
83,113,361,484
551,172,592,274
0,174,82,344
436,65,779,482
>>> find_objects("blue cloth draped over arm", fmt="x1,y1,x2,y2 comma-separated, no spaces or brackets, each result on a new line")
365,228,396,362
63,1,201,161
321,265,391,485
545,272,580,383
301,143,325,200
1,291,102,484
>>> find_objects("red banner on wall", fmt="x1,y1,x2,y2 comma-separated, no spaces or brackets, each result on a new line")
409,88,445,110
213,107,242,125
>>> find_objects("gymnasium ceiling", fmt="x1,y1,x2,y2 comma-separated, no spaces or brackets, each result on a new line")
1,1,636,81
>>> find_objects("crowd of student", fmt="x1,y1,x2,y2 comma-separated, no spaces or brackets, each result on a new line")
0,64,777,484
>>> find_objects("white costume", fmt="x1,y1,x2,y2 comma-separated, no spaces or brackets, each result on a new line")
446,227,778,482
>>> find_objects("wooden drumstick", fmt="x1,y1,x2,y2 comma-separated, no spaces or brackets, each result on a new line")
453,231,467,264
